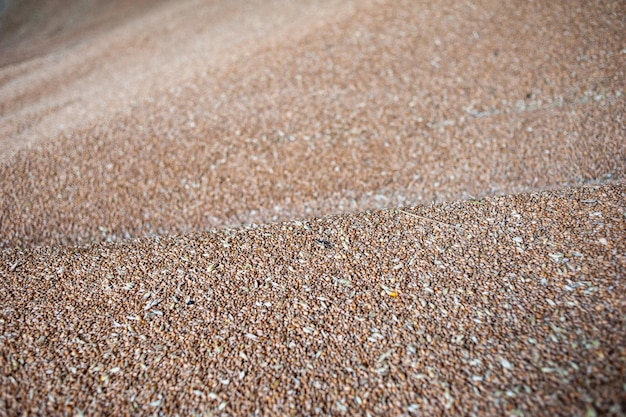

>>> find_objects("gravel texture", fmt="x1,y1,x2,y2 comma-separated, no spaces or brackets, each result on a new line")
0,0,625,415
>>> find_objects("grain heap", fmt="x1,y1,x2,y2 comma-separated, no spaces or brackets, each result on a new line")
1,0,624,415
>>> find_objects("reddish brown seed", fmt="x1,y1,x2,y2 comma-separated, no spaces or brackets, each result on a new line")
1,0,625,415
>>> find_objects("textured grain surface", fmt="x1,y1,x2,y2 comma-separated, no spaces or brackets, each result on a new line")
1,0,625,415
2,185,625,415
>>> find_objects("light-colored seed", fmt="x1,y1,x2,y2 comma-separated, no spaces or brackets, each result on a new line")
144,298,162,310
500,358,513,370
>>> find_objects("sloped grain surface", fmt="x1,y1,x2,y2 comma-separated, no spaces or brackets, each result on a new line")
2,185,625,415
0,0,625,415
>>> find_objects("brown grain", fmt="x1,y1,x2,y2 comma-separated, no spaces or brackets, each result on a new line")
1,0,625,415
